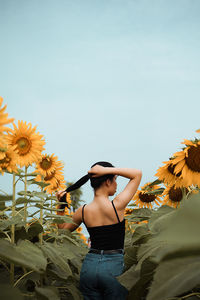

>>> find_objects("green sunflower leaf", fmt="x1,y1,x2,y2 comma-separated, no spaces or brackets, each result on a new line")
153,193,200,248
148,205,175,234
124,246,138,270
39,242,72,279
147,256,200,300
35,286,60,300
0,284,23,300
0,194,13,202
0,215,25,231
131,224,151,245
128,259,157,300
117,264,140,290
0,239,47,273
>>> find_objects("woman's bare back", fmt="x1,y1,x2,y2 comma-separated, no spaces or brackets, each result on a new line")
82,198,124,228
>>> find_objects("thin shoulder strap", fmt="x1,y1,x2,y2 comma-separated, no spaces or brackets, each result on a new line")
111,200,120,223
82,204,86,224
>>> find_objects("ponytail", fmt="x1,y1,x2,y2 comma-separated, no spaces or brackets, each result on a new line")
66,174,90,192
59,161,114,210
59,174,90,209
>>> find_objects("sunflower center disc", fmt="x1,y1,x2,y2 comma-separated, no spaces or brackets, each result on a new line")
44,171,55,181
16,137,31,155
40,158,52,170
139,192,156,203
185,145,200,172
168,187,182,202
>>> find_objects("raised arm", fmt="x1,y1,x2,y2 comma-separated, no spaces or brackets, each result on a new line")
113,168,142,209
88,165,142,209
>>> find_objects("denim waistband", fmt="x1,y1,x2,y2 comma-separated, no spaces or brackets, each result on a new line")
88,248,124,255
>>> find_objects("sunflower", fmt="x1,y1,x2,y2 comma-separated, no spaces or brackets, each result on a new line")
34,153,63,177
76,226,82,233
0,97,14,133
155,159,186,188
56,193,71,216
132,182,162,209
63,193,71,214
170,139,200,187
124,207,148,233
64,207,70,215
0,150,6,160
74,226,87,244
66,192,71,206
35,168,66,194
79,233,87,244
34,154,66,193
162,185,188,208
0,135,7,161
0,133,8,152
0,146,18,174
124,208,134,216
46,179,66,194
6,120,45,167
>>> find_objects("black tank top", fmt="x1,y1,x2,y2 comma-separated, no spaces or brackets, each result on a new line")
82,200,125,250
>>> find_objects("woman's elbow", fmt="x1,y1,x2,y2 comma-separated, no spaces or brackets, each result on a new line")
57,224,64,229
57,223,71,230
134,169,142,179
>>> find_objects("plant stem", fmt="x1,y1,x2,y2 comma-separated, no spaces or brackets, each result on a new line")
24,166,28,227
10,173,16,284
10,264,14,285
14,270,34,287
11,173,16,243
181,292,200,299
39,206,43,245
39,184,44,245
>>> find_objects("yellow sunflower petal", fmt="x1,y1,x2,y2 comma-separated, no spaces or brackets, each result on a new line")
34,153,63,177
181,139,197,146
6,120,45,167
0,97,14,133
0,146,18,174
174,160,186,174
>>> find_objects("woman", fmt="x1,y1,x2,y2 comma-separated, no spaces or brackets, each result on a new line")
56,161,142,300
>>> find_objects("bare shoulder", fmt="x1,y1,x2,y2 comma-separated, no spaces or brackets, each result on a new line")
112,197,125,212
74,205,83,216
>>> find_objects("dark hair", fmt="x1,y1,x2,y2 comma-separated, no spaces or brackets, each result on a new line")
59,161,115,209
90,161,115,189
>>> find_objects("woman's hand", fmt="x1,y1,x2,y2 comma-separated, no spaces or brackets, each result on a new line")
56,190,66,201
88,165,108,177
56,190,69,212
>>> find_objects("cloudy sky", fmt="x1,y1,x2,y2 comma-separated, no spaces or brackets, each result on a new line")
1,0,200,211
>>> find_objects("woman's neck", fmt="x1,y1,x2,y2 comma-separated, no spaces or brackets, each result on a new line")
93,189,110,202
93,187,110,200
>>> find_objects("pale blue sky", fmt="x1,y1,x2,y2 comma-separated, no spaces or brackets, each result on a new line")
1,0,200,210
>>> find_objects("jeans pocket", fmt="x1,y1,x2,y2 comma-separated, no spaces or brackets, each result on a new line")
106,259,124,277
80,255,95,278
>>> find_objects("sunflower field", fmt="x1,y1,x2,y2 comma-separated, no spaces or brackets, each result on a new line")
120,129,200,300
0,97,87,300
1,97,200,300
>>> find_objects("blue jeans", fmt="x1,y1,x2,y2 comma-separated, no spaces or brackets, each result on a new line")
79,251,128,300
